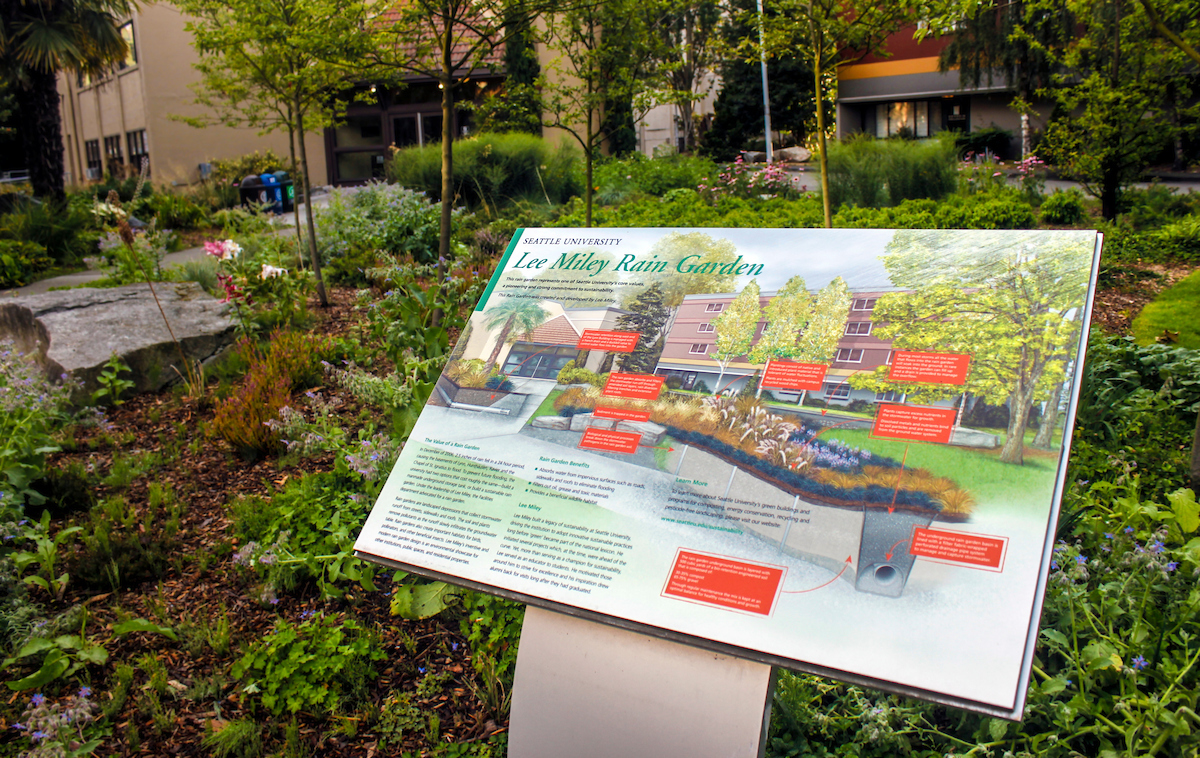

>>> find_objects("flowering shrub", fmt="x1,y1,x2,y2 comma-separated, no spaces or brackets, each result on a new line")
204,235,312,334
698,157,798,203
9,688,101,757
96,224,174,284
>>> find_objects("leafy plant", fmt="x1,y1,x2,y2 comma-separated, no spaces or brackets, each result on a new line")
11,511,81,600
314,182,450,266
0,239,52,288
1040,190,1087,225
91,353,135,407
72,491,184,591
232,614,385,715
201,718,264,758
9,687,103,756
459,592,524,719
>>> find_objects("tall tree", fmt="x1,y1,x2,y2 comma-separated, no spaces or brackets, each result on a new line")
483,297,550,369
0,0,131,200
539,0,660,226
367,0,563,272
749,275,811,397
178,0,369,307
615,283,671,372
789,276,850,404
937,0,1072,156
644,0,721,152
626,231,740,308
854,230,1093,465
475,11,542,134
757,0,963,227
711,279,762,394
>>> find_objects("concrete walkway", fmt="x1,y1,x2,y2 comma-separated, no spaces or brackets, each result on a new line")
6,192,329,298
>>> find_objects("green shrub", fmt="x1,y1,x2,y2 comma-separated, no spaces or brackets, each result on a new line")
0,200,95,263
232,614,385,715
1040,190,1087,225
132,192,210,230
88,175,154,204
592,153,718,203
555,359,602,386
955,125,1014,159
72,489,183,590
389,132,581,209
1155,214,1200,261
209,150,292,186
833,192,1036,229
552,192,825,228
0,240,52,288
826,136,957,209
1118,184,1200,230
314,182,446,265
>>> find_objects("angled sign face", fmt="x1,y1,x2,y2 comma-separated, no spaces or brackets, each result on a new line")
355,227,1103,719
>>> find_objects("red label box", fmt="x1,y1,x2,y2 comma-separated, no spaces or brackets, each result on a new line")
577,329,641,352
888,351,972,385
761,361,828,391
603,372,666,400
872,404,957,444
579,427,641,454
593,406,652,422
663,550,785,615
910,527,1008,571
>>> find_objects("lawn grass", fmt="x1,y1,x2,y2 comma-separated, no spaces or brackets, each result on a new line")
1132,268,1200,348
528,388,563,421
822,428,1060,512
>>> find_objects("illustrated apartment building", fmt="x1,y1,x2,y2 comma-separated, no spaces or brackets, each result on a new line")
655,289,905,406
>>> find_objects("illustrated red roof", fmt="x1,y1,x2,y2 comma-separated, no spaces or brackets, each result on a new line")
524,315,581,346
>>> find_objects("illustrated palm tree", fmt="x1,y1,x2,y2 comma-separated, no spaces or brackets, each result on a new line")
483,298,549,370
1,0,132,200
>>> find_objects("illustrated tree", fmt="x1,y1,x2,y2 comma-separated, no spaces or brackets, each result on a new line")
368,0,566,261
178,0,369,307
539,0,660,227
787,276,850,404
615,283,672,373
627,231,741,309
0,0,131,200
749,276,811,397
851,230,1091,465
483,297,550,369
711,279,762,394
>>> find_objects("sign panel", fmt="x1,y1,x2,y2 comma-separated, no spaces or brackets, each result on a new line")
355,228,1102,719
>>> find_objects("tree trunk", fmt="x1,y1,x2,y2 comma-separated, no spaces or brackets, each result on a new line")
487,319,515,369
585,77,595,228
16,68,67,201
1100,159,1120,221
438,8,455,291
295,106,329,307
713,363,727,394
287,121,305,266
1021,113,1031,159
1000,391,1034,465
812,27,831,228
1033,380,1063,448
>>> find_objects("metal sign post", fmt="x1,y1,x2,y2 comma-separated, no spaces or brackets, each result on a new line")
509,606,775,758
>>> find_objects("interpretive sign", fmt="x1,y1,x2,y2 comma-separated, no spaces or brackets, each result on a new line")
355,228,1102,719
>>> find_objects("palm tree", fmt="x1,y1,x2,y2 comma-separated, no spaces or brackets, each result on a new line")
483,298,549,370
1,0,132,200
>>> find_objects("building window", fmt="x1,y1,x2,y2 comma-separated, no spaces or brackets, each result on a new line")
852,298,877,311
705,303,724,312
844,321,872,336
126,130,148,174
835,348,864,363
875,390,904,403
874,100,933,138
885,350,893,365
103,135,124,176
689,343,709,355
825,383,851,399
84,140,102,179
697,323,714,333
117,22,137,70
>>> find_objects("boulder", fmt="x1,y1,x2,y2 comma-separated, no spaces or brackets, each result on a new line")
531,415,571,431
9,282,236,398
776,146,812,162
569,413,616,432
0,303,64,380
616,419,667,445
741,151,768,164
949,427,999,449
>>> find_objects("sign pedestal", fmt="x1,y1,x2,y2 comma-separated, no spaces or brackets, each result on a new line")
508,606,775,758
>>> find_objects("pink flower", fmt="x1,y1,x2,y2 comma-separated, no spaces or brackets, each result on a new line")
992,171,1002,177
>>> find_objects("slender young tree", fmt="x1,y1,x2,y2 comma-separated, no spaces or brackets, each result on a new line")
789,276,850,405
749,276,811,397
644,0,721,152
1,0,132,200
711,279,762,394
178,0,370,307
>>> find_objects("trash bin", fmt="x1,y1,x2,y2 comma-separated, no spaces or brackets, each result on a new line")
259,172,282,213
238,174,264,208
273,171,294,213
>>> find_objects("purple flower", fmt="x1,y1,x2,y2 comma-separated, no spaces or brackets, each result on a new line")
1150,541,1165,554
1124,527,1134,534
1167,561,1179,572
1075,555,1087,565
418,666,426,674
30,694,44,706
1104,533,1114,539
11,723,25,730
1051,560,1059,570
78,687,92,698
1132,655,1148,670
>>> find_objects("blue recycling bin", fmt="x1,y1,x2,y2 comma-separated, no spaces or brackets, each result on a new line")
259,172,282,213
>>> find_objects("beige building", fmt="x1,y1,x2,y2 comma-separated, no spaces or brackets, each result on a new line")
56,2,326,188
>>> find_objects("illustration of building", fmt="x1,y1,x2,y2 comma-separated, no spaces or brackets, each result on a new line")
654,288,904,405
462,303,630,380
